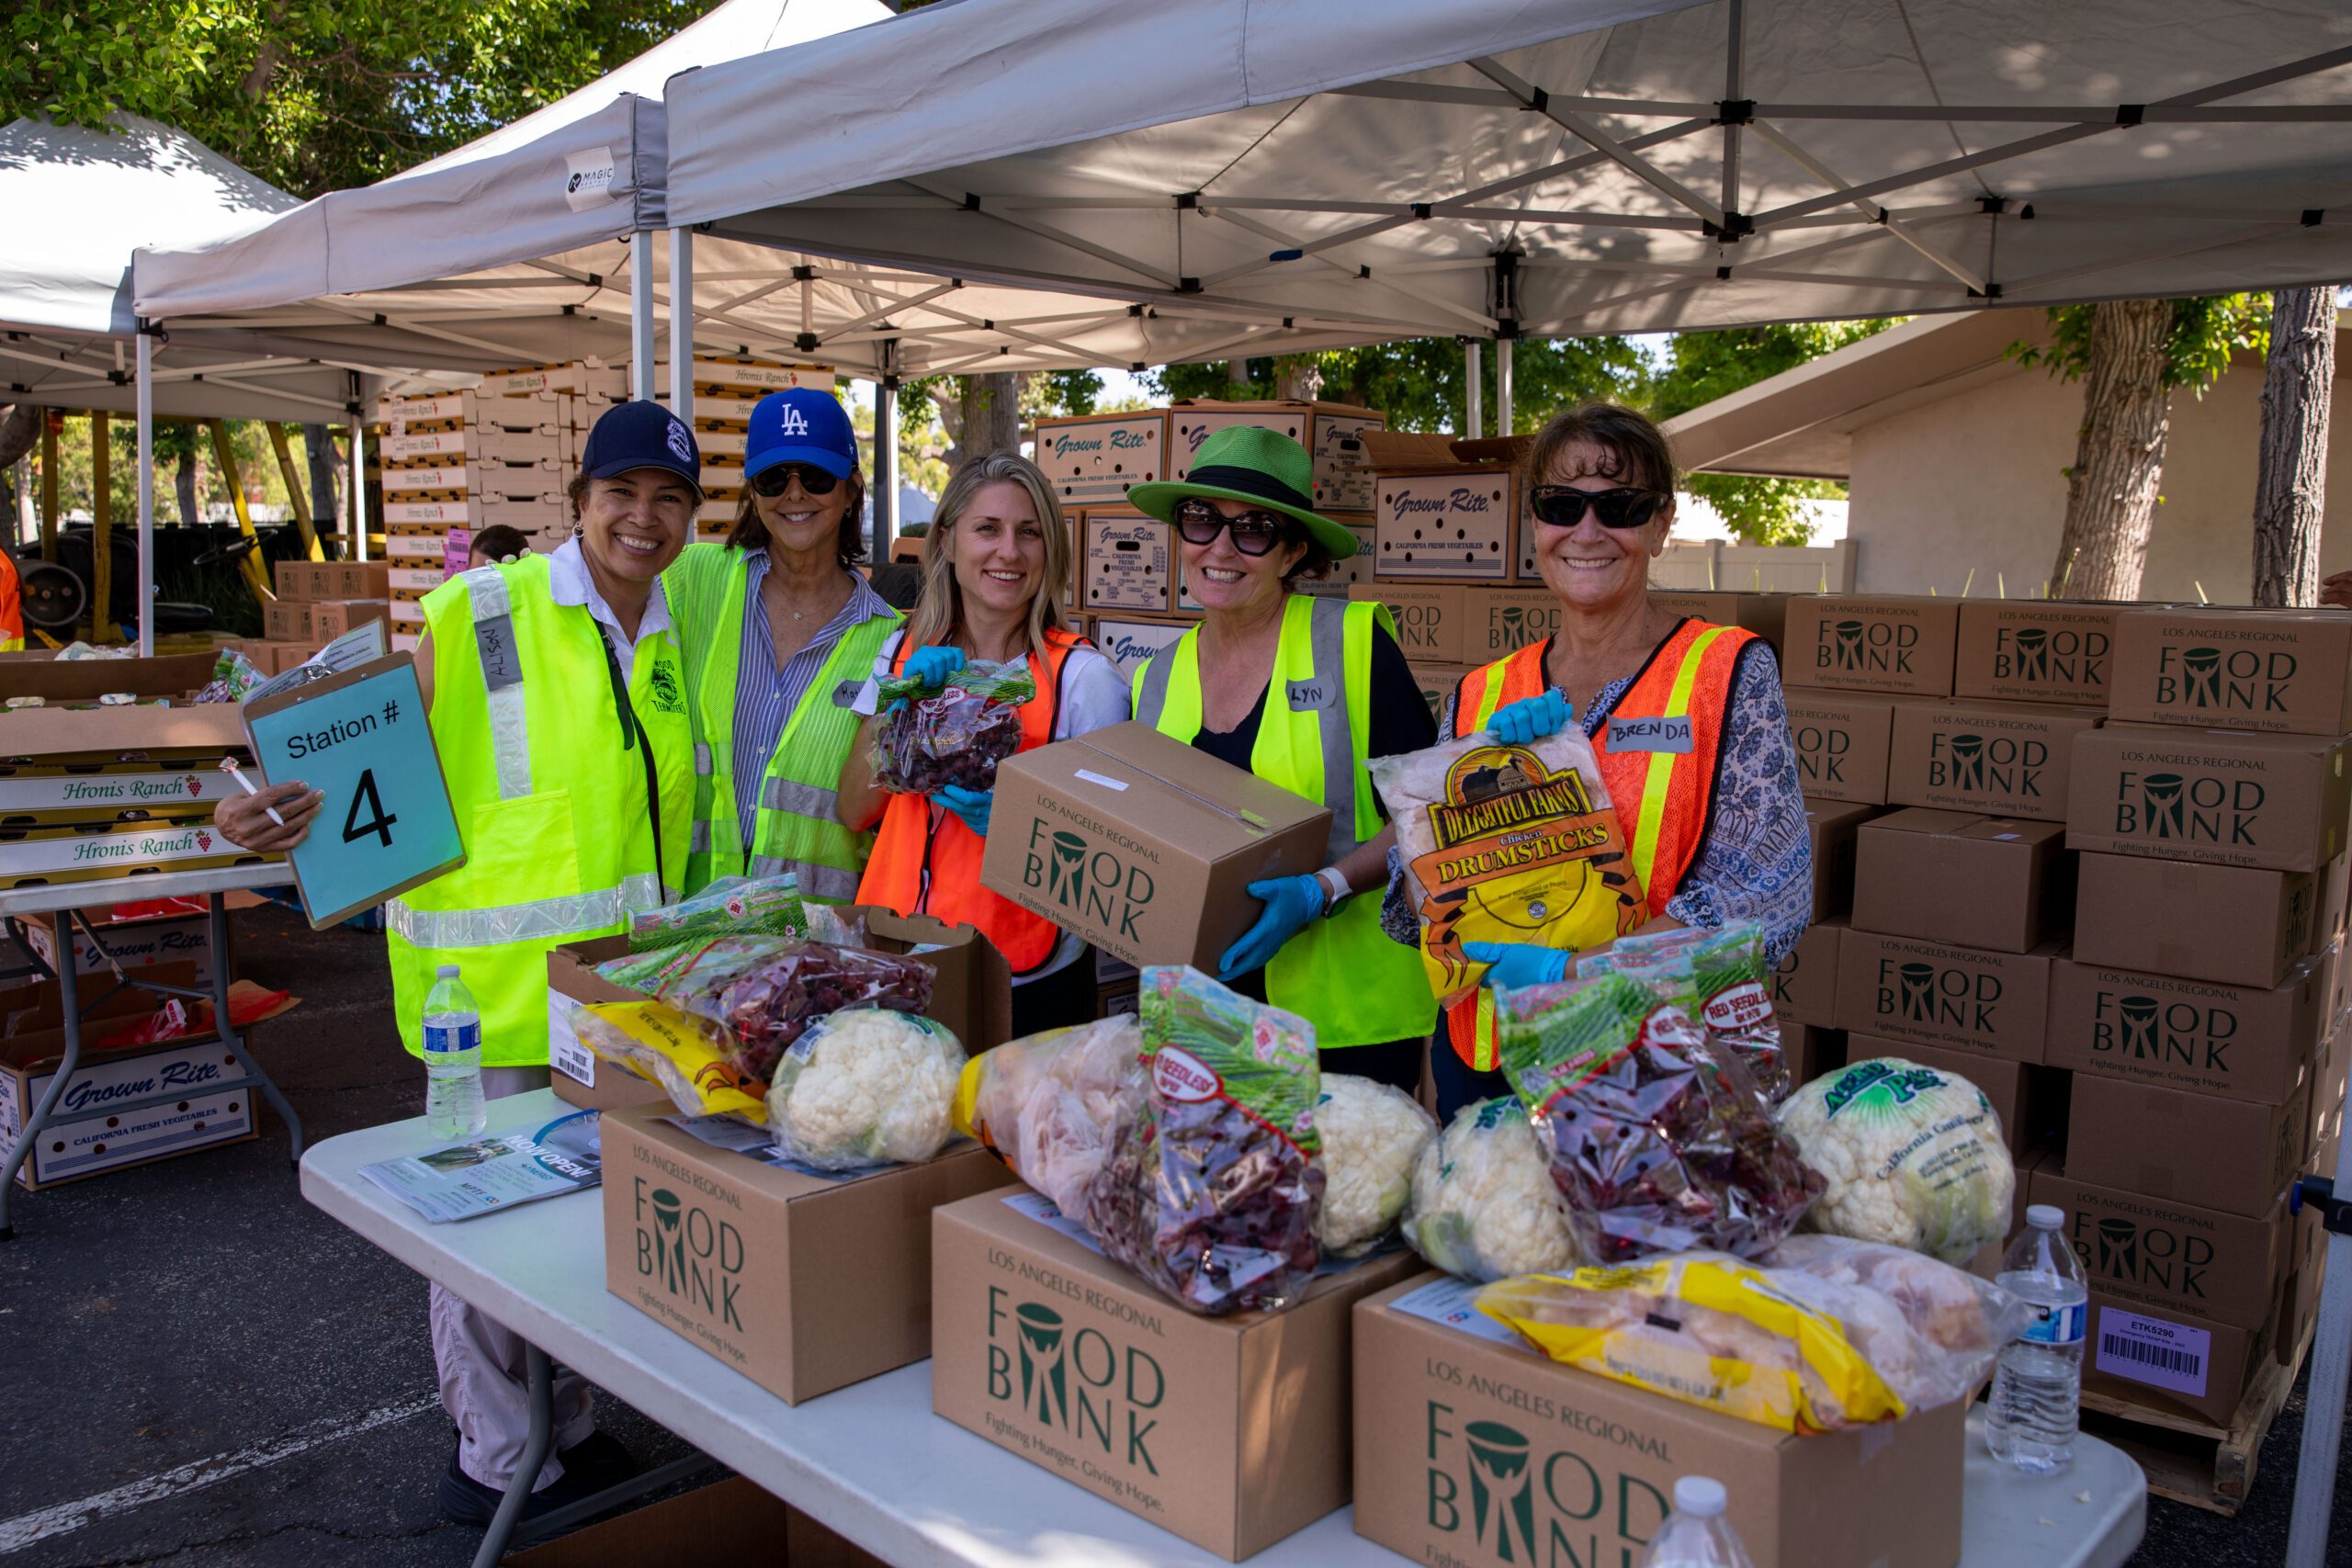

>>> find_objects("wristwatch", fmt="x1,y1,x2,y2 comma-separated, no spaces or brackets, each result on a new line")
1316,864,1353,917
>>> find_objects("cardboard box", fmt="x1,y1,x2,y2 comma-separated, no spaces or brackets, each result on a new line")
932,1190,1419,1561
1886,699,2100,822
2320,852,2352,954
1770,917,1842,1027
271,558,323,600
310,599,391,642
1079,511,1172,615
1408,662,1480,726
1834,928,2059,1063
1802,798,1880,921
1781,1021,1846,1087
981,723,1330,971
1851,809,2070,953
261,599,314,641
1848,1034,2051,1159
2108,608,2352,735
1953,601,2124,706
1349,582,1464,663
2067,1074,2308,1218
2065,723,2352,873
1089,615,1190,682
1169,400,1387,513
2032,1164,2289,1330
602,1104,1014,1404
1648,590,1789,652
14,906,217,976
2044,955,2323,1106
1372,468,1521,582
1783,690,1905,805
2071,853,2317,988
0,761,234,828
1034,411,1169,505
1351,1274,1967,1568
1781,595,1961,696
1460,588,1560,662
2085,1292,2267,1426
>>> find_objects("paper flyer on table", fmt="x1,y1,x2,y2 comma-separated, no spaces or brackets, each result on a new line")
359,1110,601,1223
246,623,390,704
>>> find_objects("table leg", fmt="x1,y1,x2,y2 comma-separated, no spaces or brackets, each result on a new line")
201,893,305,1164
470,1344,554,1568
0,937,81,1240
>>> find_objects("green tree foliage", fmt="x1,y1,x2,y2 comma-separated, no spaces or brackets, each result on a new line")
2,0,726,197
2008,294,2269,398
1152,337,1644,434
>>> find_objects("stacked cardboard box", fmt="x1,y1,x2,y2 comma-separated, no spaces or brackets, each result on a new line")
254,558,391,669
642,358,836,536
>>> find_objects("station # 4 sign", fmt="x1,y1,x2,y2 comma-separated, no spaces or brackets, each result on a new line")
243,654,465,928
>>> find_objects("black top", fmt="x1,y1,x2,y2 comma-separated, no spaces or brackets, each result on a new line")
1189,619,1436,812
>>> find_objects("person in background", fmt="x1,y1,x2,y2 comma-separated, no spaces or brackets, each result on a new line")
1390,402,1811,1121
1123,426,1437,1091
209,400,700,1530
0,542,21,650
2319,570,2352,609
663,387,900,900
837,453,1130,1034
466,525,532,571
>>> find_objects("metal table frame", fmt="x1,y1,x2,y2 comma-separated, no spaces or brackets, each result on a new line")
0,863,307,1237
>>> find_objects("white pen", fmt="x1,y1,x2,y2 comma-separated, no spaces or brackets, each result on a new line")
218,756,286,827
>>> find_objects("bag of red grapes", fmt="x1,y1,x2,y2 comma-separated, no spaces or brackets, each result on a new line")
871,660,1036,795
1581,920,1791,1101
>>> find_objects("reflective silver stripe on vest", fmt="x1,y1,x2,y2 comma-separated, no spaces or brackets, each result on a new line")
694,742,712,776
461,565,533,801
749,857,862,902
386,872,662,949
690,818,713,854
760,776,840,818
1135,641,1175,726
1303,596,1357,863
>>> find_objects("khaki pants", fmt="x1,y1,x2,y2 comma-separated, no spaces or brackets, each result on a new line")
430,1065,594,1491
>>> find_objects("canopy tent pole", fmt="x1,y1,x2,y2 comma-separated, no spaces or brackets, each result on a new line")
38,413,57,562
135,330,154,656
874,353,898,564
1464,339,1484,438
631,230,658,401
1497,337,1514,437
668,228,695,423
347,411,368,563
90,413,112,644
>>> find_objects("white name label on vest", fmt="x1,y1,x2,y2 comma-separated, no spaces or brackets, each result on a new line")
1608,715,1693,753
1286,678,1337,710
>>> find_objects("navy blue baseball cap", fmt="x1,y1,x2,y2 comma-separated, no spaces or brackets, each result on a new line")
745,387,858,481
581,400,703,496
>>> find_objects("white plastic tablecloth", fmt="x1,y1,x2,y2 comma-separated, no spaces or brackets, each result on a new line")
301,1091,2147,1568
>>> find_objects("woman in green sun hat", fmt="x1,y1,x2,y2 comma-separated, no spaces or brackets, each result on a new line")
1124,423,1438,1090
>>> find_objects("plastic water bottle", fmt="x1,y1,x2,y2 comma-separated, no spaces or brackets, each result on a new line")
423,964,487,1142
1986,1202,2088,1474
1639,1477,1753,1568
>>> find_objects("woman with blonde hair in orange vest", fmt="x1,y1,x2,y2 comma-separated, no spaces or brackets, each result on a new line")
838,451,1131,1033
1382,402,1812,1122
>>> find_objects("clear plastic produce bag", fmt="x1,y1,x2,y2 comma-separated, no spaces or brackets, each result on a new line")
594,936,933,1086
766,1009,967,1170
1316,1074,1437,1257
1583,921,1790,1102
570,999,771,1122
1777,1057,2017,1263
1402,1096,1586,1282
871,660,1035,795
952,1014,1146,1215
1498,972,1823,1263
628,873,808,952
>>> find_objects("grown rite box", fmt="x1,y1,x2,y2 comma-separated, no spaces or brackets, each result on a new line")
1781,595,1962,696
2043,954,2324,1106
980,722,1329,971
1886,699,2102,821
931,1190,1419,1562
2071,853,2318,988
2107,607,2352,735
2031,1164,2290,1331
601,1105,1015,1405
2065,724,2352,873
1351,1274,1966,1568
1850,808,2071,953
1835,928,2060,1063
1952,600,2124,706
2066,1074,2309,1219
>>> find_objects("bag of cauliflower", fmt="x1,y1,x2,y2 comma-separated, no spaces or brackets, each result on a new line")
1367,728,1645,1008
1402,1096,1585,1282
1315,1075,1437,1257
765,1009,967,1171
1777,1058,2017,1263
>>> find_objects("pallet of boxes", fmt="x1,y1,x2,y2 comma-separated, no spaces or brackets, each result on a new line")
0,650,293,1189
253,558,391,673
645,357,836,540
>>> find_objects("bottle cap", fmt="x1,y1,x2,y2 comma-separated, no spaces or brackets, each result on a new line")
2027,1203,2064,1230
436,964,460,980
1672,1476,1727,1517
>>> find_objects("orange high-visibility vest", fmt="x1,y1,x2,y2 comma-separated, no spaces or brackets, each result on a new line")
855,626,1087,974
1443,617,1756,1070
0,549,21,652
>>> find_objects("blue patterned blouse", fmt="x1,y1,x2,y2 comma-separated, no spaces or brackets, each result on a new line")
1381,637,1814,965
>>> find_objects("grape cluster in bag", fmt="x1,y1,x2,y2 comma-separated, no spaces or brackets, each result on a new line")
871,660,1035,795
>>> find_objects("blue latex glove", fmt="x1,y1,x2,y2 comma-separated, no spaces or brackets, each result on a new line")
1486,688,1572,746
1462,941,1570,990
889,644,967,715
937,784,992,838
1218,874,1327,980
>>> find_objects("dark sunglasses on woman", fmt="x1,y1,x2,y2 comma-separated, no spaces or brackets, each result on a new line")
1172,498,1289,556
1530,485,1668,530
751,461,843,498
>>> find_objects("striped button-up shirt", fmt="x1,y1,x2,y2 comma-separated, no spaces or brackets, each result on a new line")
730,551,897,847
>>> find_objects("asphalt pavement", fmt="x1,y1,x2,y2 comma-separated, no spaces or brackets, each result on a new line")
0,902,2344,1566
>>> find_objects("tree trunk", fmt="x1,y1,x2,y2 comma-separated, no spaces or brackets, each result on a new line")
1227,357,1251,389
0,403,36,468
948,371,1022,472
2048,299,2176,600
175,449,200,525
2252,286,2335,607
301,423,341,544
1274,355,1324,402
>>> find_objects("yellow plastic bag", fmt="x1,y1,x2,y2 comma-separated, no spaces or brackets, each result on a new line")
571,999,769,1123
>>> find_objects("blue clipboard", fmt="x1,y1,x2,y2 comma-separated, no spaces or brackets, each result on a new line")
242,653,467,929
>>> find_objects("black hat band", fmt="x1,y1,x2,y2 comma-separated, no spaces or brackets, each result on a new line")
1182,464,1314,513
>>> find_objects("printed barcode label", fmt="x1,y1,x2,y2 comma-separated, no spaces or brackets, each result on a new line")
2095,1306,2210,1398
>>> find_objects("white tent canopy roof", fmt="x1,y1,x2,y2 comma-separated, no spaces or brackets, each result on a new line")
662,0,2352,341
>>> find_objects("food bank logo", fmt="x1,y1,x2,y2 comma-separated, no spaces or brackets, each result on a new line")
630,1179,745,1329
2154,644,2296,714
1425,1401,1669,1565
985,1287,1165,1471
1993,624,2109,687
1879,958,2003,1032
2068,1211,2215,1300
1023,821,1156,942
2090,990,2238,1072
1013,1303,1070,1427
1464,1422,1537,1562
1928,730,2047,798
1820,616,1916,674
2113,769,2264,848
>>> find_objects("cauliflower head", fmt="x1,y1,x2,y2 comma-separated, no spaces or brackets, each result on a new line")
1402,1097,1584,1281
1778,1058,2015,1264
1314,1074,1438,1255
768,1009,966,1170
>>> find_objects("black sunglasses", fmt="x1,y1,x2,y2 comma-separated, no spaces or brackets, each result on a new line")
751,461,843,498
1172,498,1290,557
1530,486,1668,530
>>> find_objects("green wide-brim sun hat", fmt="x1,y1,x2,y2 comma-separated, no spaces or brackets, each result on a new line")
1126,423,1360,560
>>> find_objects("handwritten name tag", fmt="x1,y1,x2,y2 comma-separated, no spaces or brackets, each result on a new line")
1287,678,1338,711
1608,715,1693,753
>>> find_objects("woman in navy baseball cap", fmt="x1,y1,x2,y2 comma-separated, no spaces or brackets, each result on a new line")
662,386,901,901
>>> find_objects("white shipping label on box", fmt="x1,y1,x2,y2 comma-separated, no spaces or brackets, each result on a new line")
1374,472,1515,581
22,912,214,976
547,992,595,1088
0,1038,254,1188
0,771,232,816
2095,1306,2211,1398
1091,617,1189,681
1083,515,1171,612
1385,1273,1521,1347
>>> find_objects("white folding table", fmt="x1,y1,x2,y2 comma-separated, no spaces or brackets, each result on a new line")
301,1090,2149,1568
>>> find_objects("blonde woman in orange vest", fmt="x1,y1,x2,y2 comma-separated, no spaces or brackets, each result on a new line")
1383,403,1813,1121
838,451,1131,1034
